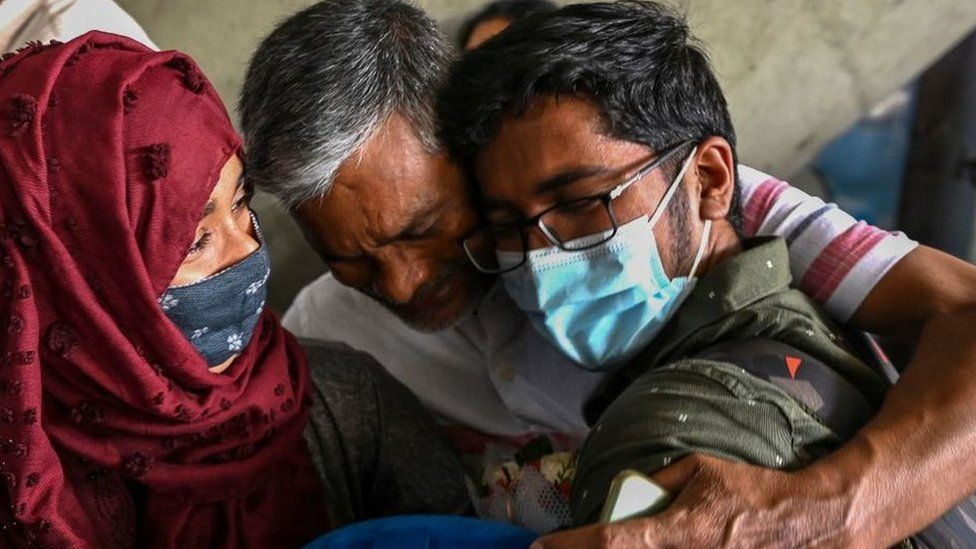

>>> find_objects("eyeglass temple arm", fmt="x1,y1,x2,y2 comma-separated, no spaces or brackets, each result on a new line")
608,141,692,200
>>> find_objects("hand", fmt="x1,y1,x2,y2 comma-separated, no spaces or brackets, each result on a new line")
533,453,868,549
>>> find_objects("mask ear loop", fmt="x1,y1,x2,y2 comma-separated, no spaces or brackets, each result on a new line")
688,219,712,278
649,146,698,229
645,145,711,279
250,211,264,244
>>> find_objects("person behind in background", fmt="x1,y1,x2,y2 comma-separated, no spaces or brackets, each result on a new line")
456,0,556,50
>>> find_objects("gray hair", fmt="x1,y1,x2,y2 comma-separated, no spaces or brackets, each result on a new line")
239,0,453,207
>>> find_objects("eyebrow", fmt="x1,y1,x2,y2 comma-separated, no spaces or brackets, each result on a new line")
201,175,248,218
312,235,365,263
536,166,611,194
482,165,612,215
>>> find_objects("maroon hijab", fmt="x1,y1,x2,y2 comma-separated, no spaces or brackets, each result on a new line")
0,33,328,547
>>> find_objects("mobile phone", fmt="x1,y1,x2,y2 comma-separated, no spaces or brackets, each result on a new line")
598,469,671,523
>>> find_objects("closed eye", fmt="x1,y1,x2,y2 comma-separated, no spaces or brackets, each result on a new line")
232,192,252,213
187,231,213,256
403,219,437,240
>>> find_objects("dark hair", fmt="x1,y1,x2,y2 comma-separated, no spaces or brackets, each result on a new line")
438,0,741,229
239,0,452,206
456,0,558,48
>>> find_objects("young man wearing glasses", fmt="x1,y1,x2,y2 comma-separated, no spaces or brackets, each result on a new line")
438,1,976,546
461,140,712,369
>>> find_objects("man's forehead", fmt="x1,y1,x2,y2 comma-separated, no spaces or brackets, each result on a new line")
296,154,449,251
471,96,674,223
329,124,434,199
317,176,431,236
476,96,641,181
479,97,608,161
294,112,470,251
510,95,605,134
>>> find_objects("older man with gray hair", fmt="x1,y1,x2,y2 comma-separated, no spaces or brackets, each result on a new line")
240,0,976,538
241,0,487,333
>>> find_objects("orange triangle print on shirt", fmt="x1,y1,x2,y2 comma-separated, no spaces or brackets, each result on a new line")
785,356,802,379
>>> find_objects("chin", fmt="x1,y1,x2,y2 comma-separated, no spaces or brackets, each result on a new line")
394,294,474,332
364,265,494,332
394,273,491,332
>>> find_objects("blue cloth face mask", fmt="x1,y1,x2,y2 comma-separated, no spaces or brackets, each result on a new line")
160,213,271,367
501,149,712,370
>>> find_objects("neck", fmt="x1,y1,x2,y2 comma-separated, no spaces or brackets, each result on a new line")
695,219,742,277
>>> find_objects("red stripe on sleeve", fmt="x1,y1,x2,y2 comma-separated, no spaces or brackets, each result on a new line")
801,222,888,303
743,178,788,236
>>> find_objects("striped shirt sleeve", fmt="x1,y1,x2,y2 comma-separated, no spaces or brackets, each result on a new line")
738,165,918,322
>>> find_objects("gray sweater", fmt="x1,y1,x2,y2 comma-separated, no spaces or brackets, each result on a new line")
300,339,471,528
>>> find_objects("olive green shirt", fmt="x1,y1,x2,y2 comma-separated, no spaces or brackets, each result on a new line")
571,237,889,525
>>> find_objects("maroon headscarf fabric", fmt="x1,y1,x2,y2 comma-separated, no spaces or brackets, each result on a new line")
0,33,328,547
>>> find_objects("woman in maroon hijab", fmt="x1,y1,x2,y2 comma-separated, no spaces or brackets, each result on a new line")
0,33,467,547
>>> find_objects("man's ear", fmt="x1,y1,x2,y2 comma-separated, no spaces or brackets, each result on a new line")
692,136,736,221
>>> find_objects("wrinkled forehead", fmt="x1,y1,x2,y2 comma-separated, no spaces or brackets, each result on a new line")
294,126,466,248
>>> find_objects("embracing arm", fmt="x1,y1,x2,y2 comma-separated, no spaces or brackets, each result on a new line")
810,245,976,544
705,170,976,543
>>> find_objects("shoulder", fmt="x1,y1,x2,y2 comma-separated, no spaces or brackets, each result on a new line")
298,337,375,363
299,337,384,377
625,359,784,405
298,337,407,395
597,359,804,425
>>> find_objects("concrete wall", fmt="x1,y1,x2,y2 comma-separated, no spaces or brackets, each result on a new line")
114,0,976,312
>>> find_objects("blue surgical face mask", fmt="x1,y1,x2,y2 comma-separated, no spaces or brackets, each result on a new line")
500,149,712,370
160,213,271,367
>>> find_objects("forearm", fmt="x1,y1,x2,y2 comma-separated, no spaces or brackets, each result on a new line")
804,306,976,545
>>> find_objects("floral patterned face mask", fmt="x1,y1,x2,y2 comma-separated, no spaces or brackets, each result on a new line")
160,213,271,367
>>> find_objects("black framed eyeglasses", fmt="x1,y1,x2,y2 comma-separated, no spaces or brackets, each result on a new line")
461,141,691,274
